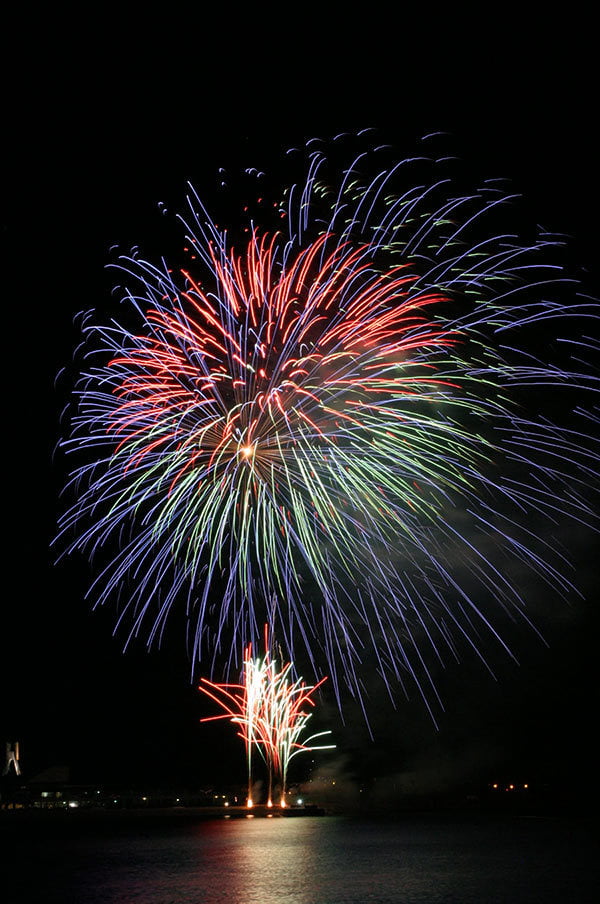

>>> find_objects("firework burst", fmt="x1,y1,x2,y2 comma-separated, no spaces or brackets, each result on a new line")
56,132,599,722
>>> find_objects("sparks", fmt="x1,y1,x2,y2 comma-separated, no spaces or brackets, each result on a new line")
200,629,334,806
56,132,600,722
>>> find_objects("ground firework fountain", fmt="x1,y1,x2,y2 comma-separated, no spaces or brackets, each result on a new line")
199,629,334,807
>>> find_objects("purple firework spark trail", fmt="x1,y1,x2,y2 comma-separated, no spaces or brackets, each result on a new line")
56,132,599,724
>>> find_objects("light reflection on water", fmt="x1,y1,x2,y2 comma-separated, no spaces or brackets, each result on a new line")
208,817,327,904
2,813,598,904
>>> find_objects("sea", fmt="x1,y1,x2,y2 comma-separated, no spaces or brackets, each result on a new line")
1,808,598,903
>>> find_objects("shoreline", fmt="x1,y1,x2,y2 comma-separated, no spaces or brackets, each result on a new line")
0,803,327,825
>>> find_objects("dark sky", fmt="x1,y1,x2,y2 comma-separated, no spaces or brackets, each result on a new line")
2,10,598,800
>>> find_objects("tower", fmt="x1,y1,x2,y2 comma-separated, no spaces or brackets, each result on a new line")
3,741,21,776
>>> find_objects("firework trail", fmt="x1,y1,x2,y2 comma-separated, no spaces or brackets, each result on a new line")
199,630,334,806
56,132,599,722
265,664,334,807
198,646,263,807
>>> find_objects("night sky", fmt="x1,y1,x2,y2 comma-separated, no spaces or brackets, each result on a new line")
3,10,598,806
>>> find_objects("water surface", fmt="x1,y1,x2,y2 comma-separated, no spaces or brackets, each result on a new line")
2,810,597,903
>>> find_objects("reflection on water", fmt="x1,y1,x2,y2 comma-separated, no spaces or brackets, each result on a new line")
104,817,326,904
211,817,325,904
2,812,598,904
